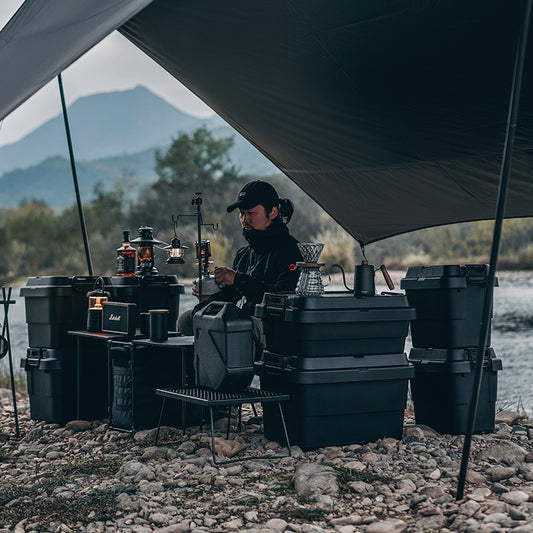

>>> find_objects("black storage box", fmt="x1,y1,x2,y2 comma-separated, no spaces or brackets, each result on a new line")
258,351,414,448
20,276,101,348
400,264,498,349
106,275,184,331
108,341,199,430
255,292,416,357
20,348,76,424
194,302,254,392
409,347,502,434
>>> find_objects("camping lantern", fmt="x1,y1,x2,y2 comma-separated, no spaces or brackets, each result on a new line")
131,226,166,275
86,277,110,332
165,236,187,264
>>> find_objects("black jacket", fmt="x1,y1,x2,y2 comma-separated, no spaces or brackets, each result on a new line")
204,218,302,315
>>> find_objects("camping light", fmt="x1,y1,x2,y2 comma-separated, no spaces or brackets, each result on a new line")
165,236,187,264
131,226,166,275
86,277,110,332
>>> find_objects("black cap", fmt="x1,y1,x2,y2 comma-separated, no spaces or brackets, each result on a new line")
227,180,279,213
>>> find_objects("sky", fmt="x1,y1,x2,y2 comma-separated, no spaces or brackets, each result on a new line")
0,0,214,148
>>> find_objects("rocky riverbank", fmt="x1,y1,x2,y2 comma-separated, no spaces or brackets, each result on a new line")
0,389,532,533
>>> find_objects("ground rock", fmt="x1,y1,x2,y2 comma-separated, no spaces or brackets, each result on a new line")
65,420,91,432
293,463,339,497
495,411,523,426
476,442,527,464
501,490,530,505
365,519,407,533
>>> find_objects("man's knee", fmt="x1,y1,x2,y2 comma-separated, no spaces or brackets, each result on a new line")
177,309,194,336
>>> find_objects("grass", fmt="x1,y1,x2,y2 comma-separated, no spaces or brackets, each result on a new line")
335,466,392,492
0,457,125,528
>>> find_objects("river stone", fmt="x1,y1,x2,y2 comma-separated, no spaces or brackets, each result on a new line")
142,446,168,461
483,513,512,526
365,519,407,533
330,515,362,526
491,482,509,494
508,507,528,521
519,464,533,480
154,523,191,533
265,518,287,530
414,515,445,530
294,463,339,497
501,490,529,505
495,410,522,426
421,485,445,499
486,465,517,481
65,420,91,432
476,442,527,464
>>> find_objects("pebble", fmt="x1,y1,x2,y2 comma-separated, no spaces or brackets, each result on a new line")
0,390,531,532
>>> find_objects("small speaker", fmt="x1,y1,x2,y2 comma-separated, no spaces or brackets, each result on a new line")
102,302,137,337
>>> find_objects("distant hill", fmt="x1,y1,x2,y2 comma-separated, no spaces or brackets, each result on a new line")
0,86,277,207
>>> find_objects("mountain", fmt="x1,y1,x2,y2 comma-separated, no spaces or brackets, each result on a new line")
0,86,213,175
0,86,277,208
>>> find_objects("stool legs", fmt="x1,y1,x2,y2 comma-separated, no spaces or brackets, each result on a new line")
155,397,167,445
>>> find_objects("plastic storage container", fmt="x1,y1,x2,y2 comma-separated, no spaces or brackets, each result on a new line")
257,351,414,447
194,302,254,392
106,275,184,331
255,292,416,356
20,276,100,348
400,264,498,349
409,347,502,434
20,348,76,424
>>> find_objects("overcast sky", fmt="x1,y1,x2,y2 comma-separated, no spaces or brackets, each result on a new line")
0,0,214,147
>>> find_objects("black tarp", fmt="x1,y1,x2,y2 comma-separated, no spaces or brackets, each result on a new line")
1,1,533,244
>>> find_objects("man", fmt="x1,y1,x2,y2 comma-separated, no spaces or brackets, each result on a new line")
177,180,302,341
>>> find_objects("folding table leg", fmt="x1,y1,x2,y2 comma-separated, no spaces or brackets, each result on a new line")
277,402,292,457
155,397,166,445
209,407,218,464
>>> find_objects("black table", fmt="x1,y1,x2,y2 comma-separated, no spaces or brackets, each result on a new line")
155,387,291,464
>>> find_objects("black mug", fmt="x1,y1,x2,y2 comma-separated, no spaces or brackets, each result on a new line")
139,312,150,337
149,309,169,342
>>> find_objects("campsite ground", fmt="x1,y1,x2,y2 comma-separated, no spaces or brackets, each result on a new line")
0,390,532,533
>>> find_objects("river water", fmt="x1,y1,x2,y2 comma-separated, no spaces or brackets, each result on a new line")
2,272,532,416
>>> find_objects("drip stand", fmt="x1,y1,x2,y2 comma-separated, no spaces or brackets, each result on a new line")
1,287,19,438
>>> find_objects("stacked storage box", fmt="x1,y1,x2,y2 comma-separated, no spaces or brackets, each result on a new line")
401,264,502,434
19,276,99,423
255,292,416,448
106,275,184,331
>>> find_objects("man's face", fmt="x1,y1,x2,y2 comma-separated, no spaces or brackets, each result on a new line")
239,205,278,231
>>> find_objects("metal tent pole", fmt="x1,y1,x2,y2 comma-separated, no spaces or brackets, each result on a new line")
58,73,93,276
456,0,532,500
2,287,19,438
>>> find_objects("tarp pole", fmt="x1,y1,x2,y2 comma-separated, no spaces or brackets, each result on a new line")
58,73,93,276
456,0,532,501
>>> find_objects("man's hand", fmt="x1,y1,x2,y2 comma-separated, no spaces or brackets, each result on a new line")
214,266,236,287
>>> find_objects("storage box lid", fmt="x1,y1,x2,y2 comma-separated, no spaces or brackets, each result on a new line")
401,264,498,290
411,357,502,373
261,291,412,310
20,276,72,297
259,360,414,384
262,350,409,371
409,347,497,362
108,275,185,293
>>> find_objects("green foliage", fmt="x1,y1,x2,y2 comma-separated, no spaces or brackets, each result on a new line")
4,126,533,283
